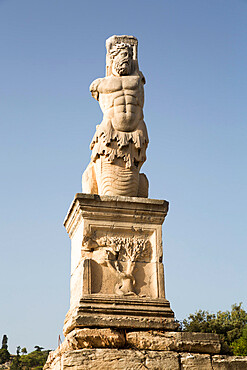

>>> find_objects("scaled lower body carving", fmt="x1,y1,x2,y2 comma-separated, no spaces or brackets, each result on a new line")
82,158,148,197
82,119,149,197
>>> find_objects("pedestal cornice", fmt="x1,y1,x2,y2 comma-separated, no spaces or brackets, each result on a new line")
64,193,169,238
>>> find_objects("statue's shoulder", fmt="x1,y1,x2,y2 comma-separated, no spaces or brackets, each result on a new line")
89,77,105,100
138,71,146,85
90,77,103,91
90,76,120,98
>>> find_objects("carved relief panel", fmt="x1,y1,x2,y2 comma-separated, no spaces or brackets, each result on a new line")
65,194,168,308
80,224,161,299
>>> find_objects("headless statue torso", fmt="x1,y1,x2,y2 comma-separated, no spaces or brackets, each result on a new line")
82,35,149,197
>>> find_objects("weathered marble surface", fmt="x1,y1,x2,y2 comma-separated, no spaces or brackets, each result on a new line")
63,193,177,335
46,328,221,354
44,345,247,370
180,353,212,370
212,355,247,369
126,331,221,354
45,348,180,370
82,35,149,197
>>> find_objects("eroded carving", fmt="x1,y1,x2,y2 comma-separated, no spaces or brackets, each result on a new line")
98,236,149,296
82,35,149,197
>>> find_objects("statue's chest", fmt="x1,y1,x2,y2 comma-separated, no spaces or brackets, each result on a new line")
121,76,140,91
102,76,140,93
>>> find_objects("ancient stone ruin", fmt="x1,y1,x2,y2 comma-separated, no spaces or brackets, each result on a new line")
44,35,245,370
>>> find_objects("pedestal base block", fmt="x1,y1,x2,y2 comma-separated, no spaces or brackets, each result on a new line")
126,331,221,354
44,348,180,370
64,296,177,335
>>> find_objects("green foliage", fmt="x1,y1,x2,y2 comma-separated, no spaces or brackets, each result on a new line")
0,335,50,369
10,347,21,370
16,347,21,357
18,348,50,369
0,348,10,364
1,335,8,350
9,346,50,370
0,335,10,364
21,348,27,355
182,303,247,355
34,346,44,352
10,356,20,370
231,325,247,356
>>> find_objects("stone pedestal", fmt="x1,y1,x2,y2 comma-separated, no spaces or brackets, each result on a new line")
63,193,177,335
44,193,236,369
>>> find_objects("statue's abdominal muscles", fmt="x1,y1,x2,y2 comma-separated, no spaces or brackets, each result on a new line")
111,94,141,132
100,77,143,132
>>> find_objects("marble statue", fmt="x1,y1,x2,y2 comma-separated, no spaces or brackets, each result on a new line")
82,35,149,197
44,35,223,370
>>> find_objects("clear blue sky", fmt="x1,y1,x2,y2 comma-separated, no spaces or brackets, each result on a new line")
0,0,246,354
